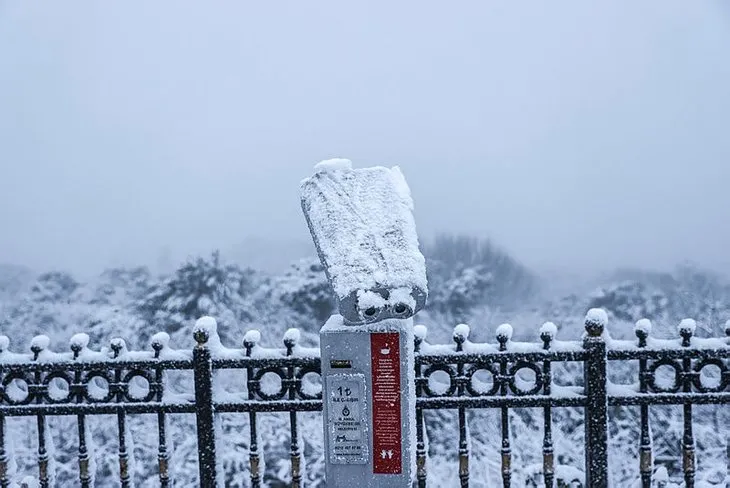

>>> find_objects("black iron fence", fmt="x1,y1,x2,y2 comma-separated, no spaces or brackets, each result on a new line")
0,311,728,487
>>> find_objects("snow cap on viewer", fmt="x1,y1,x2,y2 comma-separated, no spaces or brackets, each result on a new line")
313,158,353,172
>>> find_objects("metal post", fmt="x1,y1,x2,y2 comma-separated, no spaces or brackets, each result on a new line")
583,309,609,488
193,328,217,488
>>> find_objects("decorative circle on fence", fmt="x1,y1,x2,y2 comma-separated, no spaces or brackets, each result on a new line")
2,373,33,405
422,365,457,397
647,360,682,393
508,361,543,396
84,370,115,403
253,367,288,400
43,371,73,403
123,370,156,402
295,367,323,400
692,359,728,393
465,363,500,396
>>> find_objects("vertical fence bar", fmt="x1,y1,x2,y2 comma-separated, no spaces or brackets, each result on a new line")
152,337,170,487
583,310,609,488
679,322,695,488
151,337,170,488
284,332,303,488
244,334,261,488
453,328,469,488
414,326,427,488
453,326,470,487
111,341,131,488
496,327,512,488
77,414,91,488
36,416,49,488
157,411,170,488
70,342,92,488
635,321,652,488
193,328,217,488
0,414,9,488
540,324,555,488
31,341,51,488
117,412,130,488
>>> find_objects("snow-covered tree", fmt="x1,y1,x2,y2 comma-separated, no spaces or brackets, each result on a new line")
136,251,257,344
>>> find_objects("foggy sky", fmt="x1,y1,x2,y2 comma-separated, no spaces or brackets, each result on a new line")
1,1,730,276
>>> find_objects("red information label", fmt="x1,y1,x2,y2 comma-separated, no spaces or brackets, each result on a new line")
370,332,402,474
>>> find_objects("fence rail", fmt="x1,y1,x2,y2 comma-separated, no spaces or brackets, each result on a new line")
1,312,729,487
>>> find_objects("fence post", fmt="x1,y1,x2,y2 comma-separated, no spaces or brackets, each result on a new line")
583,309,609,488
193,325,218,488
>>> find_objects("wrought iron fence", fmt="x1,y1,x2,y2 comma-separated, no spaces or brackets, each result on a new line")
0,312,728,488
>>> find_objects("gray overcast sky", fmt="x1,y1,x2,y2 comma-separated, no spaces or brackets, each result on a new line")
1,1,729,276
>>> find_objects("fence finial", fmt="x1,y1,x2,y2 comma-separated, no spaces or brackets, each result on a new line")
243,330,261,356
678,318,696,347
150,332,170,358
453,324,470,348
110,338,126,359
69,333,90,359
284,328,301,355
634,319,652,348
496,323,513,351
539,322,557,349
30,335,50,360
584,308,607,337
414,325,427,352
194,316,217,346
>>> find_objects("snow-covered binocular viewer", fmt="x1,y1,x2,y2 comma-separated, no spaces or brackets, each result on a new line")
300,159,428,325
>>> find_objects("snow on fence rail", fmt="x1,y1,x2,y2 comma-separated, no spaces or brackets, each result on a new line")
0,313,729,488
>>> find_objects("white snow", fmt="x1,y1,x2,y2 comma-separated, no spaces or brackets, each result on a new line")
356,289,386,310
313,158,353,172
0,335,8,351
194,316,223,350
453,323,471,342
678,318,697,335
19,476,40,488
69,333,90,350
634,318,652,336
413,324,428,342
283,327,301,345
47,377,70,401
243,329,262,346
539,321,558,339
30,334,51,351
300,164,427,301
150,331,170,350
389,287,417,310
585,308,608,327
495,323,513,341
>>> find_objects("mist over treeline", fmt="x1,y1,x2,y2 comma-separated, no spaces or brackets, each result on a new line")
1,233,728,350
